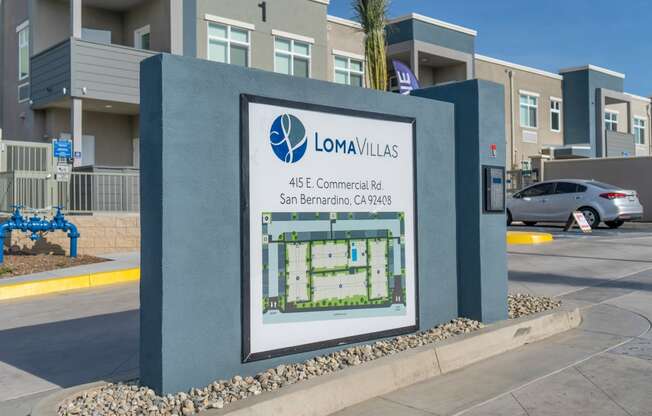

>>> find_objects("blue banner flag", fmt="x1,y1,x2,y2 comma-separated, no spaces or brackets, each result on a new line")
392,60,420,95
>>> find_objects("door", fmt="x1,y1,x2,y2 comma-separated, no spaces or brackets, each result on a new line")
546,182,587,221
82,135,95,166
61,134,95,166
511,182,556,221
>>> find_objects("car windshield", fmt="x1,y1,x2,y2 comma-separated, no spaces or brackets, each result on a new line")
586,181,618,190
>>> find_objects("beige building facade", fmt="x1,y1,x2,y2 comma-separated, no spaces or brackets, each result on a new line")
475,55,565,170
0,1,649,173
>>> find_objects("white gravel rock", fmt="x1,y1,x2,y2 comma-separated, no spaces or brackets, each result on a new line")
58,295,559,416
508,293,561,319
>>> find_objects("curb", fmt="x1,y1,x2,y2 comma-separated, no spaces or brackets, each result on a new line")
0,267,140,301
32,307,581,416
507,231,554,245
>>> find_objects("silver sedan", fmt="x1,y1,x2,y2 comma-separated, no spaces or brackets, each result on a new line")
507,179,643,229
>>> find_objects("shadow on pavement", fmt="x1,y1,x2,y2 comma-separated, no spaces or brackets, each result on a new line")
0,309,139,389
510,269,652,294
509,252,652,265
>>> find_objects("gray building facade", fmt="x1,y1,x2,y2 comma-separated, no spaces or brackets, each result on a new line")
0,0,649,169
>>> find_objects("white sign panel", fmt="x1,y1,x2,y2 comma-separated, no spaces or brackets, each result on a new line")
573,211,592,233
242,96,418,361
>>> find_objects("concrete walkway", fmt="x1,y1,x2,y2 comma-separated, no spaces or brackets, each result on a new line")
0,253,140,415
334,226,652,416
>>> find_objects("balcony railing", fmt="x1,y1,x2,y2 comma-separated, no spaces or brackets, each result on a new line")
31,37,157,108
605,130,636,158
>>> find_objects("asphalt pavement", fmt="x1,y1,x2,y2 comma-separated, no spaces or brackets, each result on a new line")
1,224,652,415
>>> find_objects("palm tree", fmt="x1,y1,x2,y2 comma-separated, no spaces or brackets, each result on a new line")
353,0,389,91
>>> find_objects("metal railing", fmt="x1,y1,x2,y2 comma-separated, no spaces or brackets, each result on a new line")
0,170,140,213
0,140,51,172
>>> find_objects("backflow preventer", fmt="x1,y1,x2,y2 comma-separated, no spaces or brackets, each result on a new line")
0,206,80,263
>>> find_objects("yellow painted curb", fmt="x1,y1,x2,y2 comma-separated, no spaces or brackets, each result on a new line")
507,231,553,245
0,267,140,301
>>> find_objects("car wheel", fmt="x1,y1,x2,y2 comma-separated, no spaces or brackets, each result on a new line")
579,207,600,229
523,221,537,226
605,220,624,229
506,210,513,226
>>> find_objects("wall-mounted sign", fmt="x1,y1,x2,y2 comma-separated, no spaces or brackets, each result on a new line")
241,95,418,361
53,139,73,159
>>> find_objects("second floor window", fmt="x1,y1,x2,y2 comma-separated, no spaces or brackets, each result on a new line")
519,92,538,129
334,56,364,87
134,25,151,50
634,117,646,144
550,99,561,132
18,22,29,81
274,37,310,78
605,110,618,132
208,23,249,67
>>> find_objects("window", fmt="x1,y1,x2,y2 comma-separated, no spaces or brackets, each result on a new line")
605,110,618,132
554,182,582,194
207,23,249,66
334,55,364,87
134,25,150,50
520,182,555,197
18,22,29,81
519,92,538,129
550,99,561,132
634,117,646,145
18,83,30,103
274,37,310,78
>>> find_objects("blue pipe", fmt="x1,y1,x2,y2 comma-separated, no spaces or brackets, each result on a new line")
0,206,80,263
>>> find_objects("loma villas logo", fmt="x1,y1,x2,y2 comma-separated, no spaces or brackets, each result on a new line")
269,113,400,164
269,114,308,164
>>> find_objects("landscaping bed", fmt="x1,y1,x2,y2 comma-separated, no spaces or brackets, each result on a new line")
58,294,561,416
0,253,107,279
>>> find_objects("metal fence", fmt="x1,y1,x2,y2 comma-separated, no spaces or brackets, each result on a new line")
0,140,51,172
0,170,140,213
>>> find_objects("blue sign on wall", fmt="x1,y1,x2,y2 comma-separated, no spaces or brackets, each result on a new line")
53,139,73,158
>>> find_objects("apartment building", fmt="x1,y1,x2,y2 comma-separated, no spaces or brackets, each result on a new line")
0,0,364,168
0,1,649,172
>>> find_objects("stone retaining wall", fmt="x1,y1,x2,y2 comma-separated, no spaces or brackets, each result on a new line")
1,214,140,256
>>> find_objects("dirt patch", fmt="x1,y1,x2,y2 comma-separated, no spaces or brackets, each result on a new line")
0,253,107,278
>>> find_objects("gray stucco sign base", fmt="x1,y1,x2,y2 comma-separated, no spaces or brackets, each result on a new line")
139,54,506,394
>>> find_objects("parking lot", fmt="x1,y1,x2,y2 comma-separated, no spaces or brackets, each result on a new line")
509,221,652,240
2,222,652,415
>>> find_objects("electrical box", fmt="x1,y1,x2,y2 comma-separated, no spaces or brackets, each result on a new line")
483,165,505,213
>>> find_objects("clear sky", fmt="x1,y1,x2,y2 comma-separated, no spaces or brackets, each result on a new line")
327,0,652,97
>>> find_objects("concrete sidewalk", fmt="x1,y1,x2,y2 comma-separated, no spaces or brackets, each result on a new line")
334,230,652,416
0,252,140,413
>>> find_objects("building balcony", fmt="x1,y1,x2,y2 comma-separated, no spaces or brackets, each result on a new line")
30,37,156,110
